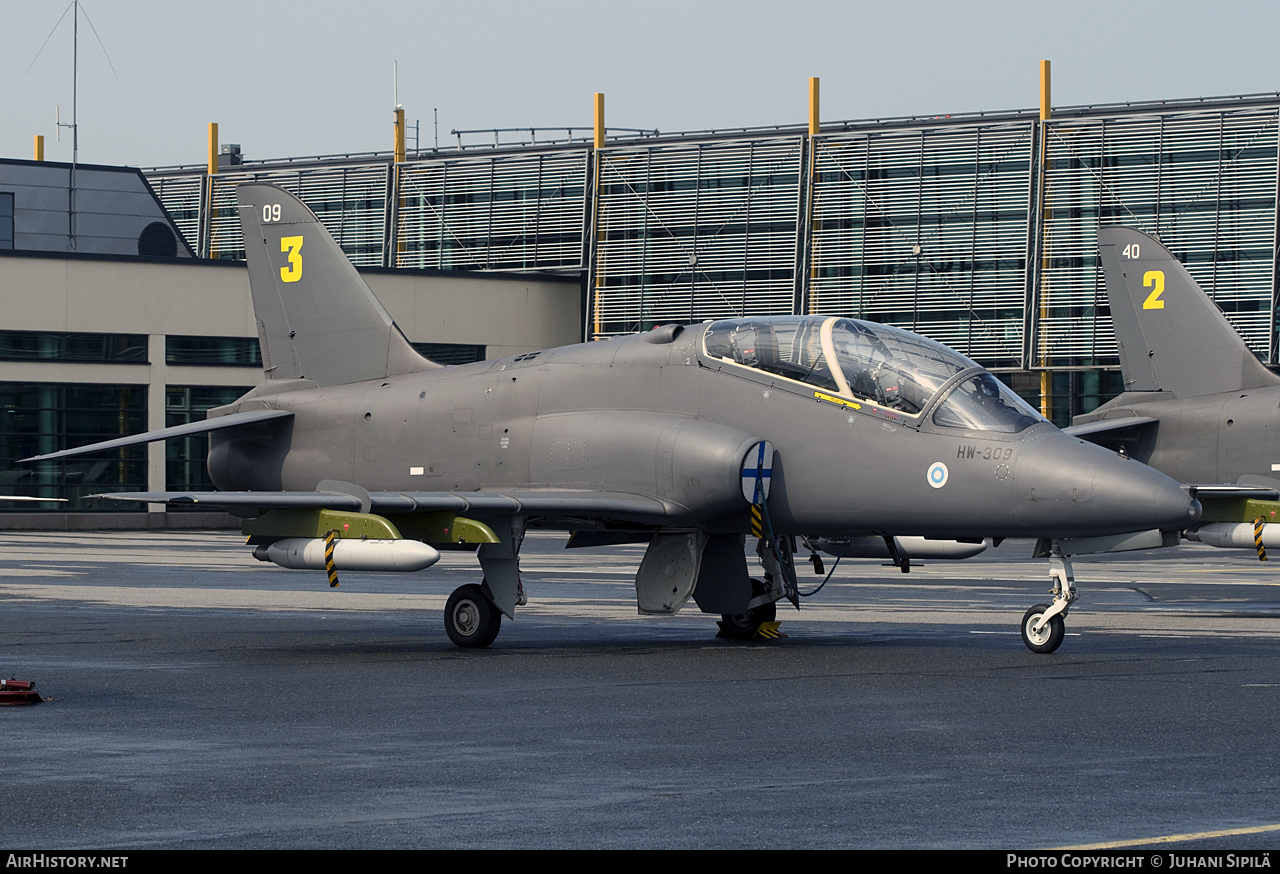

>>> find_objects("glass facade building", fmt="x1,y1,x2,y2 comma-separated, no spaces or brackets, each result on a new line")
145,93,1280,426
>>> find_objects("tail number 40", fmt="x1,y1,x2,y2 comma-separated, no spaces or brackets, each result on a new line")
1120,243,1165,309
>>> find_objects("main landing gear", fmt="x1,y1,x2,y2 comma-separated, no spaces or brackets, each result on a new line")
445,584,502,648
718,579,779,639
1020,545,1076,654
444,517,528,648
716,535,796,640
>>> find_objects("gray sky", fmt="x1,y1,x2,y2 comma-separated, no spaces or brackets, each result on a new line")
3,0,1279,169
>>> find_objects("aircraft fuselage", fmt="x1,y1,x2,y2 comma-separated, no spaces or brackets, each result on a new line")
211,323,1197,541
1079,387,1280,485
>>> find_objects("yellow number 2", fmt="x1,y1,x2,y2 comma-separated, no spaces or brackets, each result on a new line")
280,236,303,283
1142,270,1165,310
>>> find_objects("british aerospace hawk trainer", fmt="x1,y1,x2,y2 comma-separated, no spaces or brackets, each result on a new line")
1070,225,1280,558
25,184,1200,653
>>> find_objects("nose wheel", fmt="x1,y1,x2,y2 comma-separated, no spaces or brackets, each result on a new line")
1020,604,1065,653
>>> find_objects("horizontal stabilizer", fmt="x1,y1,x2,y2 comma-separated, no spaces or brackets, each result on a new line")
1236,474,1280,492
1186,484,1280,501
1062,416,1159,439
21,409,294,463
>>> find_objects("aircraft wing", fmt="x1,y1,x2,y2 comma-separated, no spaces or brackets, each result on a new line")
91,488,677,521
367,491,676,518
19,409,295,462
1062,416,1159,439
1185,484,1280,501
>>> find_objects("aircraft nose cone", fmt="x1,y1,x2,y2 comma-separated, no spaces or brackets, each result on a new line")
1094,453,1200,532
1015,436,1200,537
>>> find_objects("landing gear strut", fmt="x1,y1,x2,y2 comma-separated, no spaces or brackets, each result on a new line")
1020,545,1076,654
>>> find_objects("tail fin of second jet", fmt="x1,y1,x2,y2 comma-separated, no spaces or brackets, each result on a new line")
236,182,438,387
1097,225,1278,397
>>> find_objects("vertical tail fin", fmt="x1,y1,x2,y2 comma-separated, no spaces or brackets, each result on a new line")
1097,226,1278,397
237,182,438,387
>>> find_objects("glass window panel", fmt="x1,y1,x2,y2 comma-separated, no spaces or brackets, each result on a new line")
0,331,147,363
166,336,261,366
0,383,148,508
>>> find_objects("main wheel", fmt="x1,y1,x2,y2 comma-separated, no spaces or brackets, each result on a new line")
1020,604,1064,654
719,598,777,640
445,584,502,648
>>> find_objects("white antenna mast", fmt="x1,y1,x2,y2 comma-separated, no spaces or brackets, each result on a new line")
30,0,118,165
28,2,117,250
53,4,78,164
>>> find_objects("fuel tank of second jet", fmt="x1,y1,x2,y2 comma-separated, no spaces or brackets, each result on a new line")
230,315,1198,542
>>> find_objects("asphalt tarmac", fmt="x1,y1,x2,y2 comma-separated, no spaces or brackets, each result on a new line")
3,529,1279,849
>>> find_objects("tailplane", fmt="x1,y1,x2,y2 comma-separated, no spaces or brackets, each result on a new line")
1098,226,1278,397
237,182,438,387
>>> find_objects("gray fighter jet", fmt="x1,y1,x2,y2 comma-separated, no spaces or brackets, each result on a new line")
1069,226,1280,556
24,185,1201,653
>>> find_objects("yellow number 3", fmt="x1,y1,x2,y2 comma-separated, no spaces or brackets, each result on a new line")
1142,270,1165,310
280,236,303,283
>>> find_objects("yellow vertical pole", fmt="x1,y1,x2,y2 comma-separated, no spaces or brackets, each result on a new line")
593,92,606,338
809,77,820,137
394,107,406,163
1039,60,1051,123
207,123,219,261
393,107,406,266
33,135,44,161
594,93,605,149
807,77,821,313
207,123,218,176
1038,60,1052,421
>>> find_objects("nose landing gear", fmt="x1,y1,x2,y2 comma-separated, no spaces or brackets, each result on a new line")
1020,546,1076,654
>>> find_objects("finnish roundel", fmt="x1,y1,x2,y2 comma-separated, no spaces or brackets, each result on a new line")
741,441,775,503
927,462,949,489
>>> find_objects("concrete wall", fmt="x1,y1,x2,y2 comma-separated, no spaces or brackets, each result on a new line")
361,267,583,359
0,253,582,352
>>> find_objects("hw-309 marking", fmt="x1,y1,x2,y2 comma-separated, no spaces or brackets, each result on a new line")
957,445,1014,460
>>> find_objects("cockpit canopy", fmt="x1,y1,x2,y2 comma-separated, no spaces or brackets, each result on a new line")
702,316,1045,433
